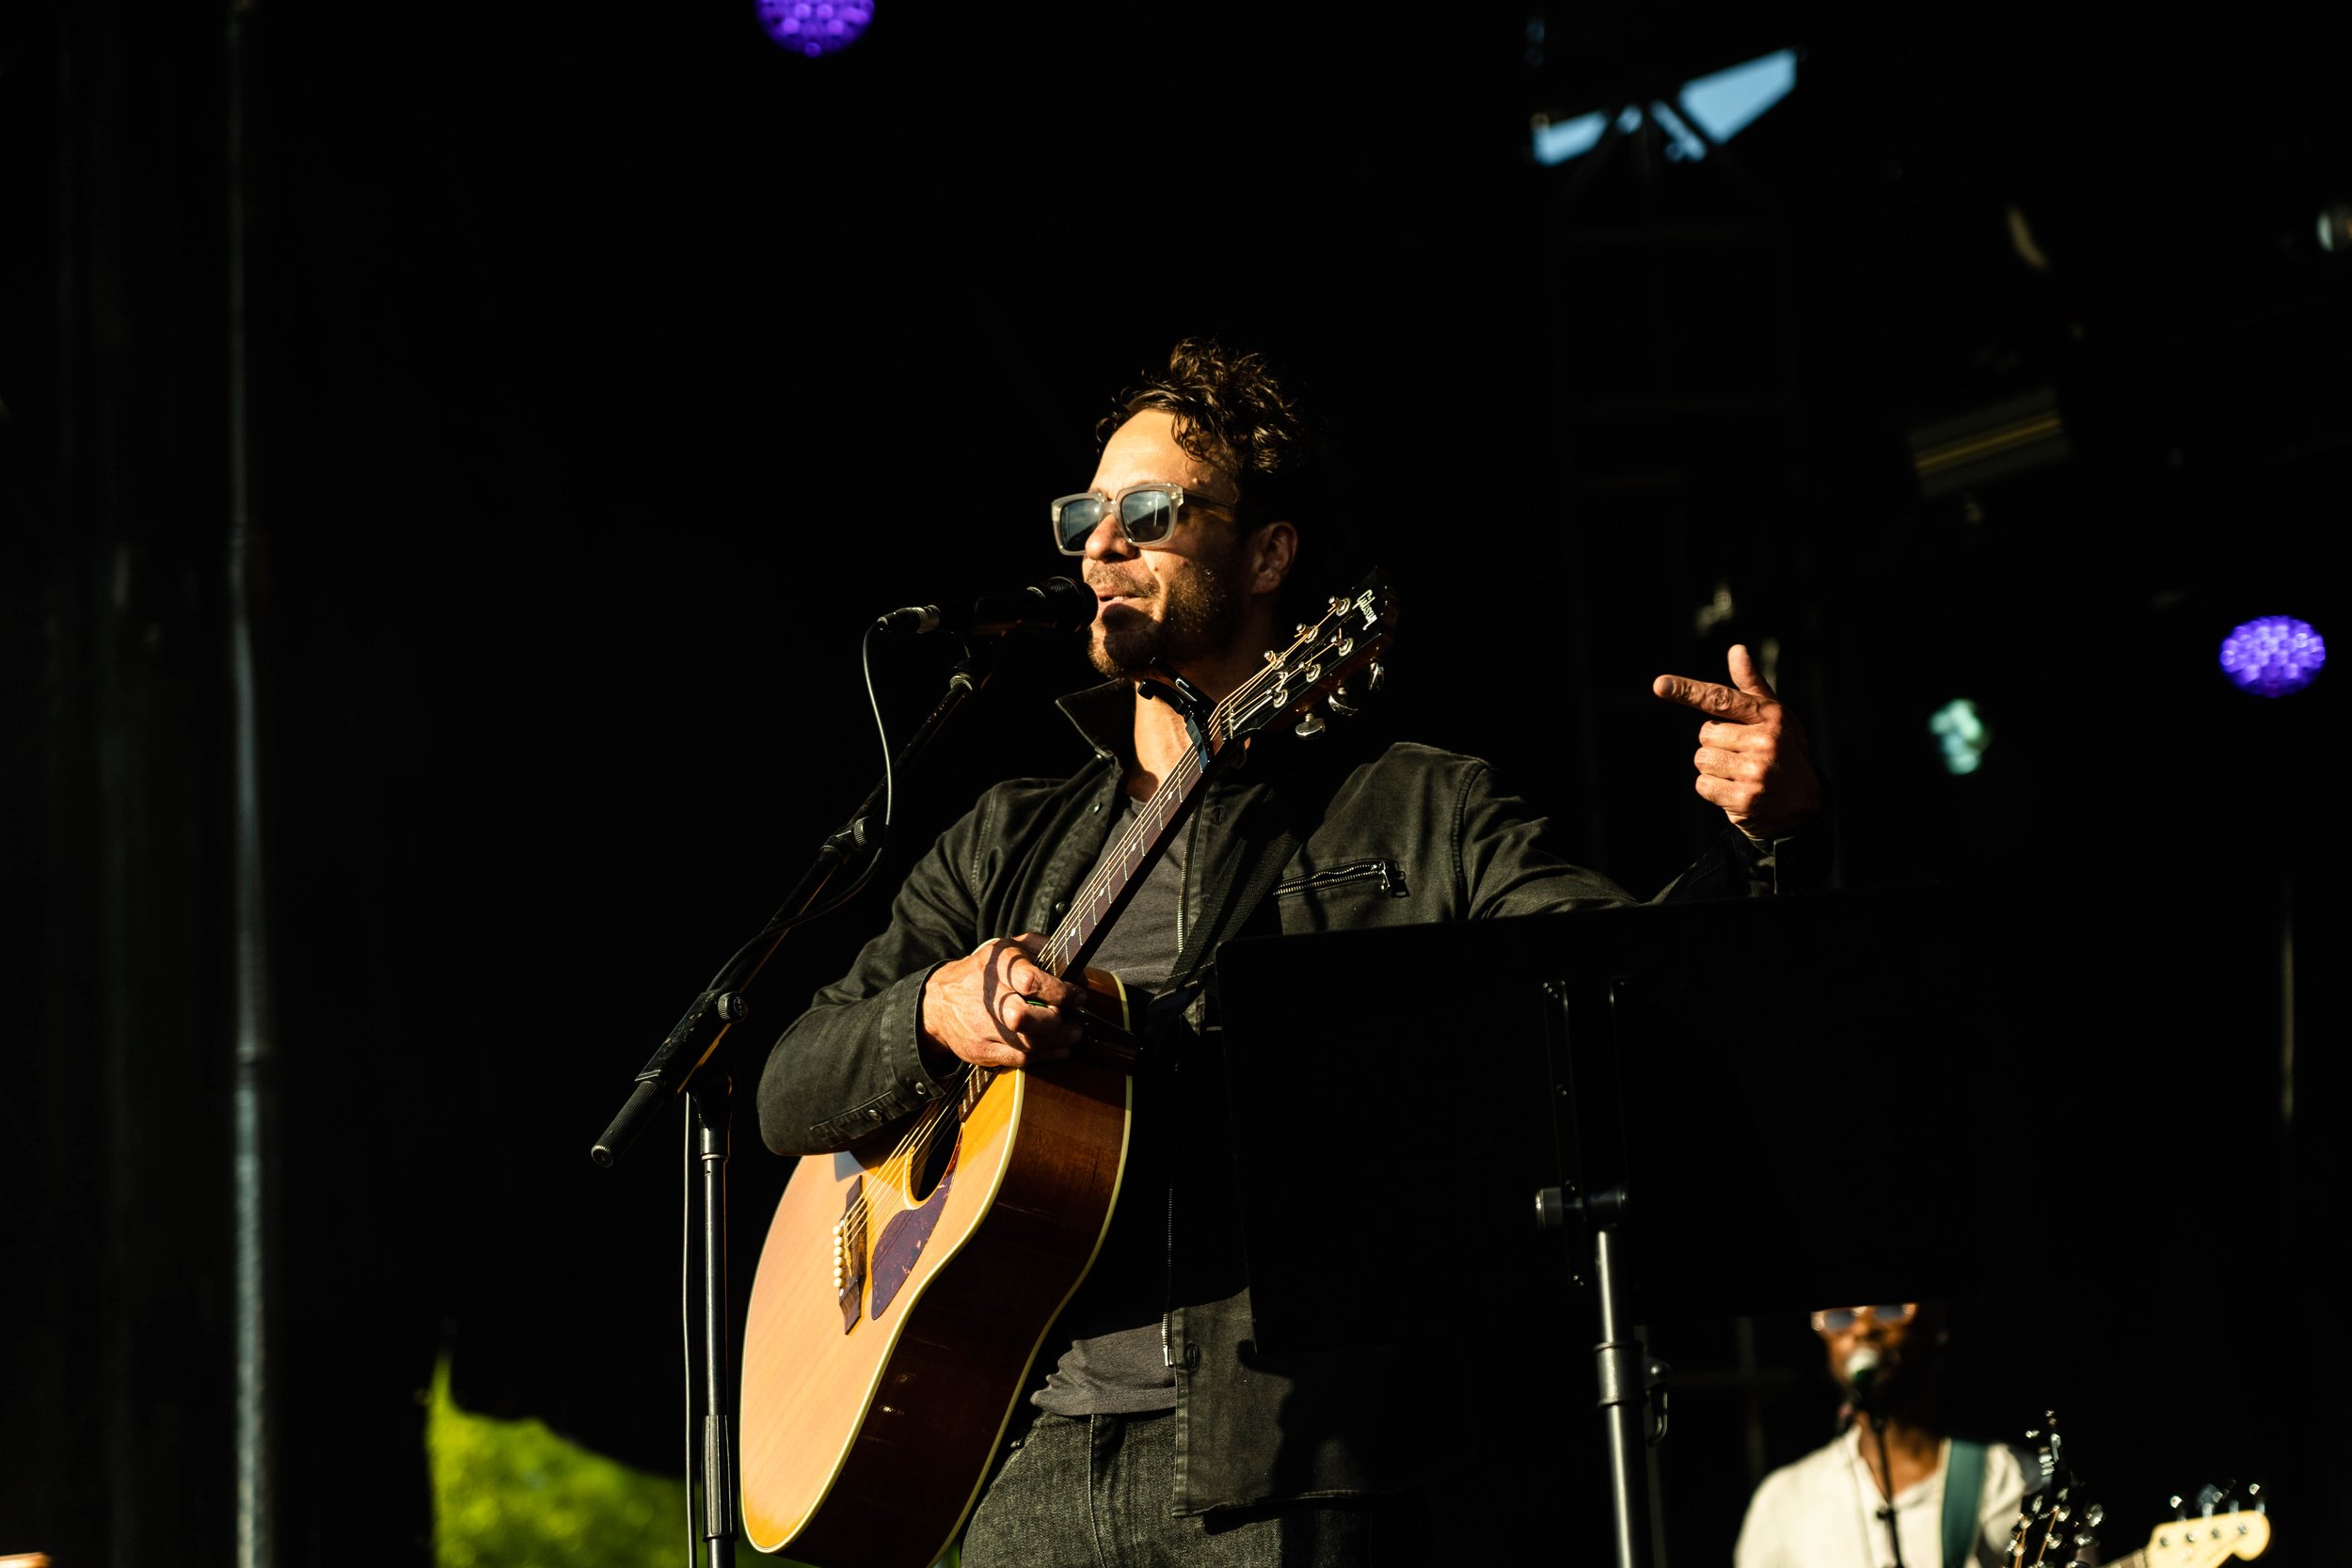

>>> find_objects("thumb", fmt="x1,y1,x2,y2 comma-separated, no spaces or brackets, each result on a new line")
1727,643,1778,701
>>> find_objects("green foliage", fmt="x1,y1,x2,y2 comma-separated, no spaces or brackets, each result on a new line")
425,1352,957,1568
426,1352,690,1568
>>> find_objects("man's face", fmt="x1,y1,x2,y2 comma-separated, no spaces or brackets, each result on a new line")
1815,1303,1920,1394
1075,409,1253,680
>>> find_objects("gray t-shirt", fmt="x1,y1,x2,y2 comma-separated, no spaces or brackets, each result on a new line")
1032,796,1189,1416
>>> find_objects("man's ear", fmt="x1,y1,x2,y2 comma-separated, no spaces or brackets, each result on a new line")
1250,520,1297,595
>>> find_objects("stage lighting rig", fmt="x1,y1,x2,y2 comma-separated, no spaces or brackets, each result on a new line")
1928,699,1992,776
2218,615,2326,698
2317,202,2352,256
1904,387,2070,503
755,0,872,56
1529,47,1798,167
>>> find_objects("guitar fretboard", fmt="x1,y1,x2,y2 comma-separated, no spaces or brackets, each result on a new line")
1024,578,1388,983
1038,735,1211,978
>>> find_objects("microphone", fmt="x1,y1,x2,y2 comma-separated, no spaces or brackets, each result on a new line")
875,576,1095,638
1844,1346,1884,1409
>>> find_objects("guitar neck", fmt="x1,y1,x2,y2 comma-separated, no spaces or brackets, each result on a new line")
1040,740,1212,977
1032,572,1396,980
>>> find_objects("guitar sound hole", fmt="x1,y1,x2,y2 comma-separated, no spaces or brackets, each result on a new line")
907,1118,957,1203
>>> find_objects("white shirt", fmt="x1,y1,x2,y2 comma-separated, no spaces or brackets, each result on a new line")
1732,1427,2030,1568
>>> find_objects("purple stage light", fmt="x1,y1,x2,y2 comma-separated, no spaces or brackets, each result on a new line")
755,0,872,56
2217,615,2326,697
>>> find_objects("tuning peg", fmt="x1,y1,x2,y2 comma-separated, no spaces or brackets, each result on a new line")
2084,1505,2103,1528
2169,1495,2186,1521
1326,689,1359,716
1295,710,1327,737
2245,1481,2265,1514
1365,659,1386,692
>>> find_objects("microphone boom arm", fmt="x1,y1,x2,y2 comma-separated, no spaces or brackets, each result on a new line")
589,631,1003,1167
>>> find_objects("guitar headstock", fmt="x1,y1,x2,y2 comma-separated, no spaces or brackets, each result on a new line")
2007,1419,2272,1568
2009,1413,2103,1568
1218,570,1398,746
2138,1482,2271,1568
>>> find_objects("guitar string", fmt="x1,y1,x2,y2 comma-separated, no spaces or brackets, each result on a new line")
829,606,1376,1243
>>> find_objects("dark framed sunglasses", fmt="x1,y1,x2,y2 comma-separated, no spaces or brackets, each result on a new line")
1811,1303,1917,1334
1049,482,1237,555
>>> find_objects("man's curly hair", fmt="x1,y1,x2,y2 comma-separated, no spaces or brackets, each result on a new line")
1097,337,1323,534
1096,338,1342,623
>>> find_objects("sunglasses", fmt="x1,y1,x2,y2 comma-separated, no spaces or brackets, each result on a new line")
1050,482,1238,555
1811,1303,1917,1335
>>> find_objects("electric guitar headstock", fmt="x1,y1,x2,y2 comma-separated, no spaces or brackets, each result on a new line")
2132,1482,2271,1568
2007,1415,2272,1568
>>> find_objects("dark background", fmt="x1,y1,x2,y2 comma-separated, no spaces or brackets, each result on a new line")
6,2,2345,1565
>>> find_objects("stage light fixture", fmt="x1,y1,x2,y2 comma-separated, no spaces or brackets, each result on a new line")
1928,699,1990,776
1905,387,2068,500
1530,47,1797,167
1677,50,1797,145
2218,615,2326,697
2317,202,2352,256
755,0,872,56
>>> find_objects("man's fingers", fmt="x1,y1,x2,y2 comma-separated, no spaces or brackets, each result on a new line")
988,934,1082,1009
1651,673,1770,722
1692,744,1772,782
1726,642,1779,701
995,987,1073,1042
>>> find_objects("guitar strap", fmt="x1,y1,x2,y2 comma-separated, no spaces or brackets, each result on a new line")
1941,1438,1987,1568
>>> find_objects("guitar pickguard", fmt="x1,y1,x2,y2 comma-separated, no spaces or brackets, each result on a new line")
867,1137,961,1320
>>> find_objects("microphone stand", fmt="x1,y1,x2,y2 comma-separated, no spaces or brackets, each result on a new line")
588,631,1005,1568
1862,1399,1907,1568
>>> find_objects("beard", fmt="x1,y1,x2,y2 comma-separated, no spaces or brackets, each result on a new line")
1085,547,1250,681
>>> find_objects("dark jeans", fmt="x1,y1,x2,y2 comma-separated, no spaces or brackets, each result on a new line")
960,1411,1434,1568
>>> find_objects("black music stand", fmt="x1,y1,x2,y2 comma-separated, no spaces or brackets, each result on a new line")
1209,883,2004,1568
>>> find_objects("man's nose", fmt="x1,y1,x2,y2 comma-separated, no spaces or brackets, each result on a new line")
1082,513,1135,562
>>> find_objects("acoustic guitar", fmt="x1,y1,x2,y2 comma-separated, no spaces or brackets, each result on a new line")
738,574,1397,1568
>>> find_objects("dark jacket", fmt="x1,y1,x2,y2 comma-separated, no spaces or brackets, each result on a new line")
756,679,1804,1513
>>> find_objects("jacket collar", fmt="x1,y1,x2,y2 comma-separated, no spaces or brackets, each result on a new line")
1058,675,1315,794
1054,679,1136,768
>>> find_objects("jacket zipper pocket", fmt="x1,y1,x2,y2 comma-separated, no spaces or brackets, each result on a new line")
1273,859,1401,898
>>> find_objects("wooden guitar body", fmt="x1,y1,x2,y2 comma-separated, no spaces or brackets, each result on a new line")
739,975,1134,1568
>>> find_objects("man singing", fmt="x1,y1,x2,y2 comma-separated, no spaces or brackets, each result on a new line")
755,337,1829,1567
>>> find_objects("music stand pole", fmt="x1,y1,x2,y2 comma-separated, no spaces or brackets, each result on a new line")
1536,975,1661,1568
1588,1191,1653,1568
